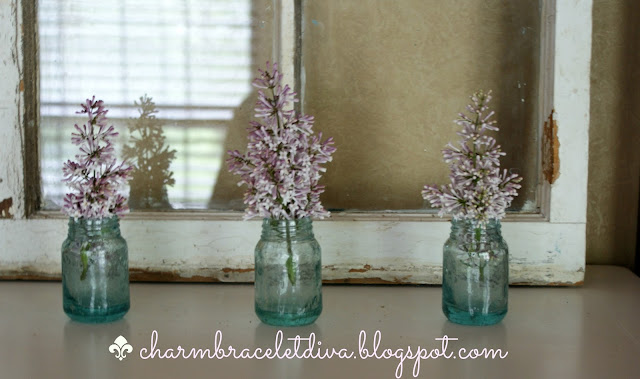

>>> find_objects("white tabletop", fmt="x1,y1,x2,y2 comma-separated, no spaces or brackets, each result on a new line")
1,265,639,379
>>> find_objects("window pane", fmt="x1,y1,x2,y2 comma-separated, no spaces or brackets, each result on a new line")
39,0,272,210
40,0,542,214
300,0,541,212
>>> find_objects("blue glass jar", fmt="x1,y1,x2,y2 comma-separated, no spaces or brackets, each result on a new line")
62,217,130,323
442,219,508,326
254,218,322,326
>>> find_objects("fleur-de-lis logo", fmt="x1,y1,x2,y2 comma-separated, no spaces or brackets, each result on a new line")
109,335,133,361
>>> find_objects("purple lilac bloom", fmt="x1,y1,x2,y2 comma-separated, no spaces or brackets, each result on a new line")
227,62,336,220
422,91,522,223
62,97,133,219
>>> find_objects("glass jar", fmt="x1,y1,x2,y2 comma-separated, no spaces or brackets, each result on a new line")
254,217,322,326
442,219,508,326
62,217,130,323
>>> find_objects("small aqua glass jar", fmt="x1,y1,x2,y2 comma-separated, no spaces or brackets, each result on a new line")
254,217,322,326
62,217,130,323
442,219,508,326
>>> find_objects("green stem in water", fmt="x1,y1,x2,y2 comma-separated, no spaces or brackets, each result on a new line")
80,253,88,281
474,226,485,282
80,242,91,281
285,225,296,286
268,84,295,286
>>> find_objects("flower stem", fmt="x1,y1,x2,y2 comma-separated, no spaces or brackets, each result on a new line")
474,226,485,282
285,225,296,286
79,241,92,281
80,251,89,281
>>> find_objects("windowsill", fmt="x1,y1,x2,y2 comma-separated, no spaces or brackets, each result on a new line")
0,265,637,378
31,209,547,222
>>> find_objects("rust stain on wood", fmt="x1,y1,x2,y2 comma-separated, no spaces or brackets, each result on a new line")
323,277,407,285
0,197,13,219
0,273,59,281
0,268,229,282
221,267,255,273
348,264,387,273
129,268,224,282
0,265,59,281
511,280,583,287
349,264,371,273
542,110,560,184
19,80,24,92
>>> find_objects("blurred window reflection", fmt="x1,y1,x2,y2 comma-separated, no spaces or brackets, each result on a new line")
39,0,269,210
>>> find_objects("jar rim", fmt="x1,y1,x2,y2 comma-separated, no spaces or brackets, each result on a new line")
260,217,314,239
450,218,502,233
451,218,501,225
69,216,119,224
67,216,121,234
262,217,312,226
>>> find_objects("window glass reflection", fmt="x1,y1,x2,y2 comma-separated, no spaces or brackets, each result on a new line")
39,0,272,210
40,0,542,213
301,0,541,212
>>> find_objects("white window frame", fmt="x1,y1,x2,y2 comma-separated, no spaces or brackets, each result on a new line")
0,0,589,285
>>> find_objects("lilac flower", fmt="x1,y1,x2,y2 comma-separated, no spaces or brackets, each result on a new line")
422,91,522,223
227,62,336,220
62,97,133,219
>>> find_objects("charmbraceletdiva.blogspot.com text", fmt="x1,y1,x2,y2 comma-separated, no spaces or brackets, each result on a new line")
137,330,508,378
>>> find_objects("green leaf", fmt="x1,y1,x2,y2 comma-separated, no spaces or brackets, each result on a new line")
286,256,296,286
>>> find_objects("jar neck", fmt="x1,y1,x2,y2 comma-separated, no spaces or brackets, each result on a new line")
67,217,121,239
450,219,502,242
261,217,314,241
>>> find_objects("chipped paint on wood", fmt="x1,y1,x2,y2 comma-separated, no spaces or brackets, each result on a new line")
221,267,255,274
129,268,222,283
0,197,13,218
542,110,560,184
0,0,26,220
0,272,59,281
549,0,591,224
323,278,403,285
348,264,387,273
511,280,584,287
0,263,584,286
0,218,586,285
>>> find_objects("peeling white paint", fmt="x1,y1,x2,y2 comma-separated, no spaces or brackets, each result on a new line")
0,218,585,284
0,0,25,220
550,0,591,224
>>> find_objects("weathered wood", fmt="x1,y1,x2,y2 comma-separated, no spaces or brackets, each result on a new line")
0,218,586,285
0,0,26,220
